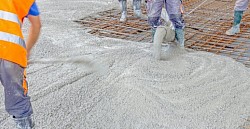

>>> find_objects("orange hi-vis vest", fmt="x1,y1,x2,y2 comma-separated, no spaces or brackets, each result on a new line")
0,0,35,67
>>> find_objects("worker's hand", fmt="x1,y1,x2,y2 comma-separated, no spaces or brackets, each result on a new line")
180,4,184,14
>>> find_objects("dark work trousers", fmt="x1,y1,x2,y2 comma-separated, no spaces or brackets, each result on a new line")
0,59,33,118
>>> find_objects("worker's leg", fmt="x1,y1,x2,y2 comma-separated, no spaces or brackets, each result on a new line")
118,0,127,22
153,26,167,60
146,0,164,40
133,0,142,18
166,0,185,48
226,0,249,35
0,59,33,129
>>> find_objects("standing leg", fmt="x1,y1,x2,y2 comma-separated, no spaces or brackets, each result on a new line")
0,59,34,129
133,0,142,18
118,0,127,22
153,26,167,60
226,0,249,35
166,0,185,48
146,0,164,40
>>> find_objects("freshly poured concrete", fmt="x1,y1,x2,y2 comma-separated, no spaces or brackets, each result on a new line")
0,0,249,128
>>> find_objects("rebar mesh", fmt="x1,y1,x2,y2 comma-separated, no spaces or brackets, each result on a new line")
184,0,250,67
75,0,250,67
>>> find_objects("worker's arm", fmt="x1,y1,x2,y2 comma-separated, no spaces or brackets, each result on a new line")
26,15,41,58
25,2,41,58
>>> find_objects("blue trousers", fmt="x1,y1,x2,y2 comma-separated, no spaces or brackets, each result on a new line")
0,59,33,118
118,0,141,1
146,0,185,29
235,0,249,11
118,0,142,11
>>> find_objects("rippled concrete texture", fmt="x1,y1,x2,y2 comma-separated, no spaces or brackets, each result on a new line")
0,0,249,129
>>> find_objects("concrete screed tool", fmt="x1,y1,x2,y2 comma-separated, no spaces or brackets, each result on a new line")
28,56,102,71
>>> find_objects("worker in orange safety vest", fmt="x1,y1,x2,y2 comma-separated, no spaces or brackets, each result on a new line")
0,0,41,128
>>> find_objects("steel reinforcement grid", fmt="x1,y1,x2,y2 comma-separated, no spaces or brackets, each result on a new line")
75,0,250,67
184,0,250,67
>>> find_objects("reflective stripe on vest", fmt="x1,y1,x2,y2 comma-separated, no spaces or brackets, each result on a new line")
0,31,25,47
0,10,21,26
0,10,24,47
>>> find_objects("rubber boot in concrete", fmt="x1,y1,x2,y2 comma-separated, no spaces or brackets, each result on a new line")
153,26,166,60
226,11,243,35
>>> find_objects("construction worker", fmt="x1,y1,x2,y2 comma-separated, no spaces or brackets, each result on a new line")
147,0,185,48
0,0,41,129
226,0,249,35
118,0,143,22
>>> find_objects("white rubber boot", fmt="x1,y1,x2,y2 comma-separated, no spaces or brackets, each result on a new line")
153,26,166,60
153,24,175,60
120,11,127,22
119,1,127,22
226,24,240,35
133,0,142,18
134,9,142,18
